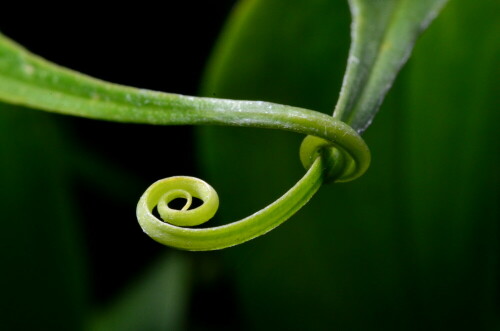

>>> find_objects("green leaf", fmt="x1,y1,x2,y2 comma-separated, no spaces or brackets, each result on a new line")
89,253,191,331
334,0,448,132
200,0,498,329
199,1,398,329
400,0,500,326
0,103,88,330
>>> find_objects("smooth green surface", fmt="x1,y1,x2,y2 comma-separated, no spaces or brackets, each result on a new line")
199,0,499,329
90,253,191,331
334,0,448,132
0,103,87,330
402,0,500,326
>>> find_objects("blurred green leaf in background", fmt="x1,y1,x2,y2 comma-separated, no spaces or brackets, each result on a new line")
200,0,499,329
0,102,89,329
0,0,499,330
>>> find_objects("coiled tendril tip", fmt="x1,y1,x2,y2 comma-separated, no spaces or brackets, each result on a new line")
0,30,371,251
138,176,219,229
137,121,369,251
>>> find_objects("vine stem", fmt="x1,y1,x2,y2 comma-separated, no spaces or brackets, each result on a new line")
0,32,370,250
137,159,325,250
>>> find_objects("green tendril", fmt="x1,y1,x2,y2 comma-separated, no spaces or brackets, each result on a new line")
137,129,368,250
153,177,219,227
0,32,370,251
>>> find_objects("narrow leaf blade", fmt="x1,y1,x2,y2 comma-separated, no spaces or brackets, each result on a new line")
334,0,448,132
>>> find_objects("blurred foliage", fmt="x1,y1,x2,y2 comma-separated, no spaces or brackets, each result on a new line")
0,104,87,329
199,0,499,329
0,0,498,330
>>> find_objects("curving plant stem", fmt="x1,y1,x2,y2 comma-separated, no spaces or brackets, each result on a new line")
0,32,370,250
137,162,325,250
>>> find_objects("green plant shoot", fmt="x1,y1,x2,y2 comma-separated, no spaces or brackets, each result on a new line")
0,0,447,250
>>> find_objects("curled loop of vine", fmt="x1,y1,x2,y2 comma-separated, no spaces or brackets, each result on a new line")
137,121,369,251
0,33,370,251
153,177,219,227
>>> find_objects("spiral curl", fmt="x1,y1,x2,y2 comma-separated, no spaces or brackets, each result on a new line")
0,33,370,251
137,119,370,251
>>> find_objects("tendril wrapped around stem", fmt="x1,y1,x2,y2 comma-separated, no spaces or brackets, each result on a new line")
0,32,371,251
137,121,369,251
